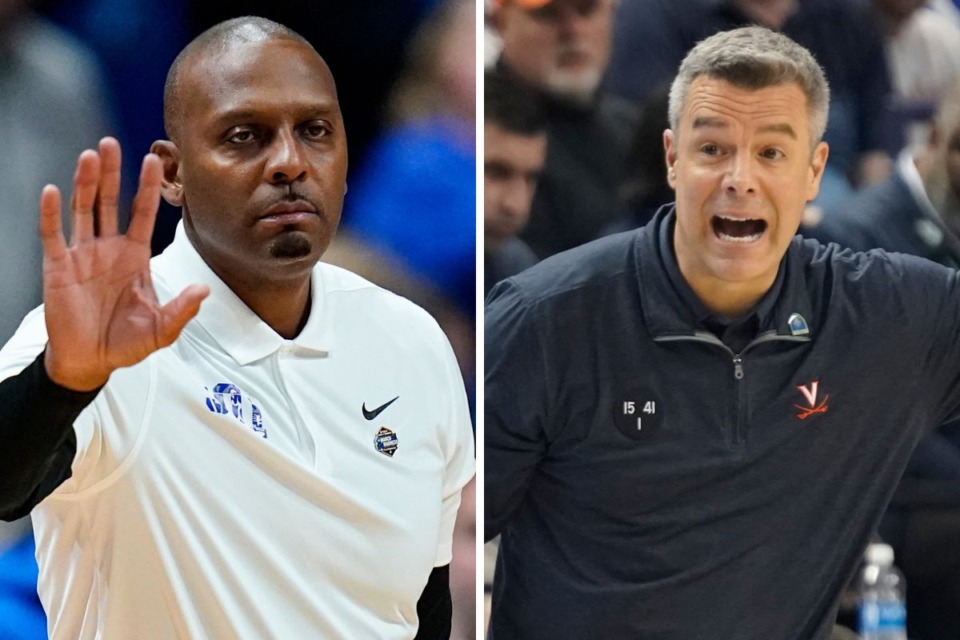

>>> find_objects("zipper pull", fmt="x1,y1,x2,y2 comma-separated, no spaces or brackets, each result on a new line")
733,355,744,380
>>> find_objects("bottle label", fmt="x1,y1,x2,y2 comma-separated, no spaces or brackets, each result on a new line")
859,601,907,632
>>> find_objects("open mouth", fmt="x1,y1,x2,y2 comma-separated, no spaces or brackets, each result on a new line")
711,216,767,243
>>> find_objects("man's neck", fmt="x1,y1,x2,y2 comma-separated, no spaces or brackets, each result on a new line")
205,262,313,340
233,278,312,340
183,224,315,340
689,279,768,318
496,57,597,111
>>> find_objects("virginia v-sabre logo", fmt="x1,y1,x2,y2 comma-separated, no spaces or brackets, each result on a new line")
794,380,829,420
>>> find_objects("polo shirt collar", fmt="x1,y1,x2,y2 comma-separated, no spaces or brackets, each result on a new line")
636,205,814,339
154,222,333,365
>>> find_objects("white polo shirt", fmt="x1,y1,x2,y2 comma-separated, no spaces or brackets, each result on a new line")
0,224,475,639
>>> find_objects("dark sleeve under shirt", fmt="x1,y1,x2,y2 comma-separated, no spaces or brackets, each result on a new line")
415,564,451,640
0,351,98,521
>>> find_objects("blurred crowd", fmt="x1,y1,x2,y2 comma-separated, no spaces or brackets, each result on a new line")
483,0,960,638
0,1,476,638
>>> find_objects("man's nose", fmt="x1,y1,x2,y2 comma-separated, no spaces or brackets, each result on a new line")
556,5,596,38
722,152,758,196
266,129,308,184
502,177,537,220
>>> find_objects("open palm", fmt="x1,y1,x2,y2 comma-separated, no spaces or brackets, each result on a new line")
40,138,208,391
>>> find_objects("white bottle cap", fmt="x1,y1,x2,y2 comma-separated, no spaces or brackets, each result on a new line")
865,542,895,566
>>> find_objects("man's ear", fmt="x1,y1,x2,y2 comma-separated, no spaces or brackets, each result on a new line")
806,141,830,202
150,140,184,206
664,129,678,190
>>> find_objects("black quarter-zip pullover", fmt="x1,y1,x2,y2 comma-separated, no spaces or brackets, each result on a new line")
485,206,960,640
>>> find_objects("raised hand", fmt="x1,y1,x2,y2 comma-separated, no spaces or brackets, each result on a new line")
40,137,209,392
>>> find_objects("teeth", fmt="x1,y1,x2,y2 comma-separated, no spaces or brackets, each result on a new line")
717,232,763,243
717,216,759,223
712,215,765,242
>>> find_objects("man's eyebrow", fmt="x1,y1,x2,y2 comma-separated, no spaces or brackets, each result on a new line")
691,116,728,130
691,117,798,140
213,101,340,122
757,122,798,139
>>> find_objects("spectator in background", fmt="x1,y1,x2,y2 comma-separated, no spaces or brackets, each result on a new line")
0,0,115,342
484,70,547,297
484,0,502,66
605,0,895,209
599,83,675,235
872,0,960,104
489,0,637,258
869,0,960,144
803,81,960,262
0,3,115,637
932,0,960,25
41,0,189,254
801,80,960,640
344,0,476,320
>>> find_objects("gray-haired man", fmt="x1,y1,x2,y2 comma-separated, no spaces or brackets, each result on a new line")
486,26,960,639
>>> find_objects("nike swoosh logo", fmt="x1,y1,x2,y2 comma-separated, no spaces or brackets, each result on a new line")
362,396,399,421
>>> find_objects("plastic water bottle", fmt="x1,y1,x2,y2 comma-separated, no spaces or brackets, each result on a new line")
858,542,907,640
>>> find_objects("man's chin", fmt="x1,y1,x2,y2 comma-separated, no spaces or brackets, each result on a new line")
704,250,780,287
544,68,601,104
484,233,510,252
269,233,316,261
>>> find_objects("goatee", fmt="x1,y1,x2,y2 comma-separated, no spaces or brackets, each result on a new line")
269,233,313,259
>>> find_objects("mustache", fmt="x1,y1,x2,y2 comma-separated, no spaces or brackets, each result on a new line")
275,190,324,216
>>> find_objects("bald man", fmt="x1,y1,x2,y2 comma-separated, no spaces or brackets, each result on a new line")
0,17,474,640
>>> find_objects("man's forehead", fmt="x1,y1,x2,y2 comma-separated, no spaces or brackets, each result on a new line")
169,39,340,140
190,37,329,78
182,38,336,103
681,76,809,129
485,125,546,164
485,121,547,144
497,0,604,11
494,0,553,9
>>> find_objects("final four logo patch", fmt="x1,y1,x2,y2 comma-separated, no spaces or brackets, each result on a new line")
374,427,399,457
